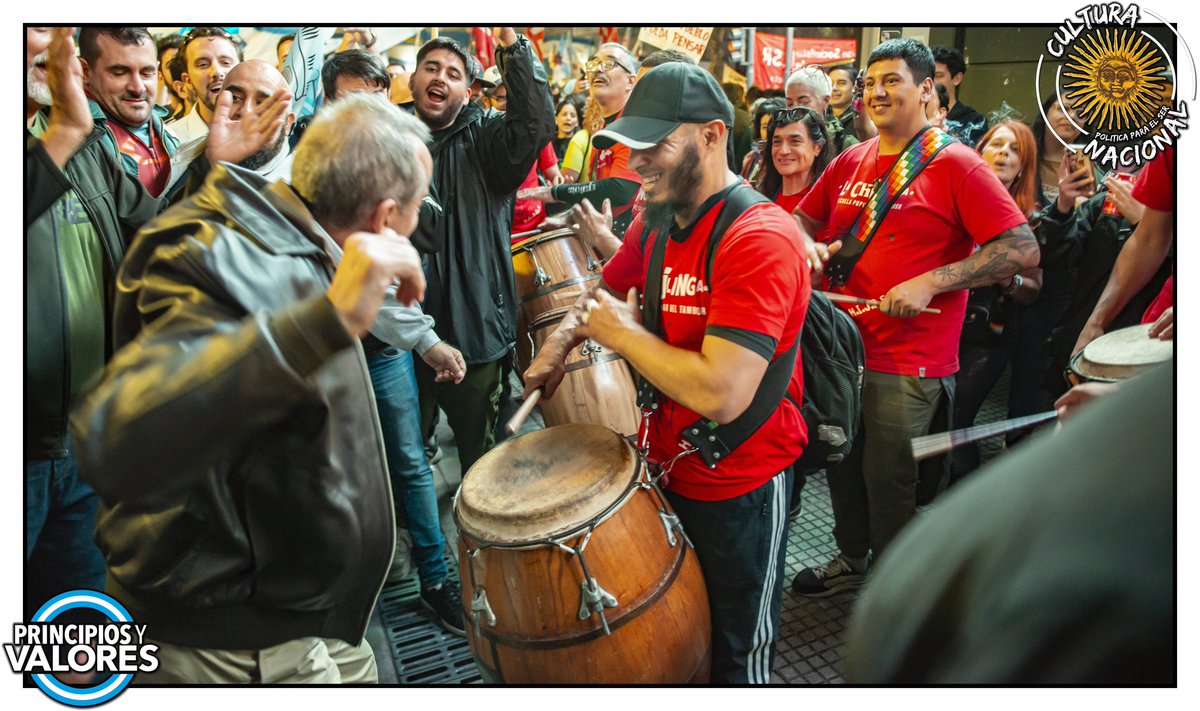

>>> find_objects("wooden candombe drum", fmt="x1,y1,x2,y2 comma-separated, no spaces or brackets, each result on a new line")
512,229,603,370
528,307,641,437
511,228,604,324
1069,323,1174,383
455,424,712,684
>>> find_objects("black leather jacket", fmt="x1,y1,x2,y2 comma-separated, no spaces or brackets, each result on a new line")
72,165,394,649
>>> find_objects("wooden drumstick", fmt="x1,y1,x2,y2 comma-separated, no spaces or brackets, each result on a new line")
910,410,1058,461
511,228,543,241
820,291,942,315
505,387,543,436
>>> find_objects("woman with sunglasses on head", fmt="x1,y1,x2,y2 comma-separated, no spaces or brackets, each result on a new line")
756,106,835,215
741,97,785,182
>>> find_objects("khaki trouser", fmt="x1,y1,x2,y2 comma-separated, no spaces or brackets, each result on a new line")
137,637,377,684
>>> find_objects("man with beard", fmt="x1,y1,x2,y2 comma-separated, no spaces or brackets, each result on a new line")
518,42,642,235
221,60,296,179
79,27,180,197
25,27,284,622
407,28,553,478
169,26,242,145
524,62,809,683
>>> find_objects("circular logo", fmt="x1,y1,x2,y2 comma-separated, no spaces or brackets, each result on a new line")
1062,27,1168,132
30,591,135,707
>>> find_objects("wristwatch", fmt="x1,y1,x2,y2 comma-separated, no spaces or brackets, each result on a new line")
1003,273,1023,296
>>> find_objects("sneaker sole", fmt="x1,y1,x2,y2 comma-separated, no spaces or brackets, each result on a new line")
792,578,866,598
419,597,467,637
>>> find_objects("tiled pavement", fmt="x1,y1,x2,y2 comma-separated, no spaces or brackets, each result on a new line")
369,371,1015,685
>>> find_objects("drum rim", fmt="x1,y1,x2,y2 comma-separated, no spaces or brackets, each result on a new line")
1067,349,1123,383
456,459,647,550
454,426,643,544
510,227,578,254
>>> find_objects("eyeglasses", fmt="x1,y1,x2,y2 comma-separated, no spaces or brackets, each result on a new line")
772,106,821,127
584,58,630,76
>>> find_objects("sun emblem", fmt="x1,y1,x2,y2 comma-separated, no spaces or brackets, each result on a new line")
1062,27,1167,132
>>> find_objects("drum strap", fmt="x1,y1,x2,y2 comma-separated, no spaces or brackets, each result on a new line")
825,126,956,286
638,183,799,469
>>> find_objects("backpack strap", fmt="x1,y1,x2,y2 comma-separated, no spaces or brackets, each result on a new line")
825,126,956,285
637,183,800,469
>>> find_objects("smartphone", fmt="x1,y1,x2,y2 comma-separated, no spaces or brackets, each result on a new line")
1067,144,1093,176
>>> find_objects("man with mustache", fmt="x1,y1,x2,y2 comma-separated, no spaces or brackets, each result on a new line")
168,26,242,145
407,28,553,479
79,27,180,197
519,43,643,236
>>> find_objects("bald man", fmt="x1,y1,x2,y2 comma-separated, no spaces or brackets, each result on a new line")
222,59,295,177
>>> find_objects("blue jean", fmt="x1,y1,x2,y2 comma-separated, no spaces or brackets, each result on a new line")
25,449,107,619
367,347,449,588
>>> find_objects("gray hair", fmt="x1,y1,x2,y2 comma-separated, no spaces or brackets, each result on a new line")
292,93,432,230
599,42,640,74
785,65,831,100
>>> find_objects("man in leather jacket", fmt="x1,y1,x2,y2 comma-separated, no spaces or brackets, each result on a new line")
72,94,431,684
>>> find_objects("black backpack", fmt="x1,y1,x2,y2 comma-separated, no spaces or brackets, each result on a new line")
793,290,865,472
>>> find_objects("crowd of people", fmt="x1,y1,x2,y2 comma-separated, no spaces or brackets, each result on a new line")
25,25,1174,685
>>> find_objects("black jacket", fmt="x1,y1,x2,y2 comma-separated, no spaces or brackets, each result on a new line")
422,36,554,364
71,165,394,649
26,127,160,459
1037,190,1172,361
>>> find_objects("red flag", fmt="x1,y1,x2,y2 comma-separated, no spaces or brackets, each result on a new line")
528,27,545,60
599,27,620,44
471,27,497,69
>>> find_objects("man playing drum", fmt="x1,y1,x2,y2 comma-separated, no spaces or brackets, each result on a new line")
525,62,810,684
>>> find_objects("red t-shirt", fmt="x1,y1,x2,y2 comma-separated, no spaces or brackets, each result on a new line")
1132,146,1174,211
799,138,1027,377
602,190,810,502
1133,147,1175,323
774,185,811,215
512,143,560,235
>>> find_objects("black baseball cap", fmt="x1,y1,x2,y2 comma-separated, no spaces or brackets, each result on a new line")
592,62,734,150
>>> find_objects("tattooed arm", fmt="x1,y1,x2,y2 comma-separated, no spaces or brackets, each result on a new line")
878,223,1040,318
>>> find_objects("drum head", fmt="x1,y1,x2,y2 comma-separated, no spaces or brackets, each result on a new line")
1078,323,1173,381
457,424,637,543
510,228,577,255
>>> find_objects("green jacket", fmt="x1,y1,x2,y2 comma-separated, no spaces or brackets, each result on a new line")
26,122,162,459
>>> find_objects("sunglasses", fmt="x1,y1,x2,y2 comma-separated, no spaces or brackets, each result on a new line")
772,106,821,127
181,27,234,51
584,58,630,76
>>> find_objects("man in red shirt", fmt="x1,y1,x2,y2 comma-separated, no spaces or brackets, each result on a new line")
525,62,809,683
792,39,1038,595
1075,147,1175,350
